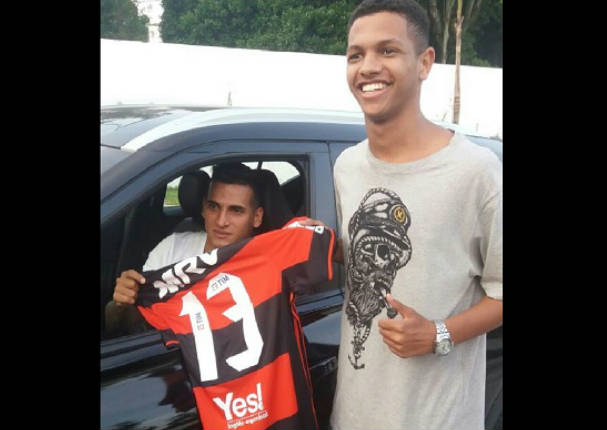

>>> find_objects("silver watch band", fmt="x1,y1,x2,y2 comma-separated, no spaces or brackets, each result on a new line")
435,320,449,335
433,320,454,355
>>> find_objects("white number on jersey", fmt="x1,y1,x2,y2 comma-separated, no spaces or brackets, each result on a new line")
180,273,264,381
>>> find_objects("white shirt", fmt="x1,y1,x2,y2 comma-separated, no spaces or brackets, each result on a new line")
143,230,207,271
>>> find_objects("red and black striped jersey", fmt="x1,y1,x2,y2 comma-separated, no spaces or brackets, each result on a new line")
136,218,335,430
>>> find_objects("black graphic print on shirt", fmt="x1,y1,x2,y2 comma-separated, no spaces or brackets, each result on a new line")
346,188,412,369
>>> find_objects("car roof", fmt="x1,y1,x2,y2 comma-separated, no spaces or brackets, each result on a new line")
100,105,501,167
101,105,223,148
101,105,366,151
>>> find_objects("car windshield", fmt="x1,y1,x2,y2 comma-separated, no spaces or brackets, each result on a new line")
100,106,195,175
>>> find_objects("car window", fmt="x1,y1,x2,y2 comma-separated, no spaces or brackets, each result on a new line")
163,162,299,208
164,176,181,207
163,166,212,209
257,161,299,184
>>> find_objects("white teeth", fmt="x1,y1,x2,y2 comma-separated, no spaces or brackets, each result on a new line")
362,83,386,92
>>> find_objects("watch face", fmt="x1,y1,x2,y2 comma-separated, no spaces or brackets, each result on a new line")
436,339,452,355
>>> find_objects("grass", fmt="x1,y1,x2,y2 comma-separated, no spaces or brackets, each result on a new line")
164,187,179,207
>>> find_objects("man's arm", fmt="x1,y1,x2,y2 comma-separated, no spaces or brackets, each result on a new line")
104,270,148,335
379,164,504,357
105,231,183,335
444,296,502,345
332,238,344,264
378,294,502,358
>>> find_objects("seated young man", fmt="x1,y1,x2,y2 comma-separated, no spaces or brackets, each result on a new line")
109,162,337,430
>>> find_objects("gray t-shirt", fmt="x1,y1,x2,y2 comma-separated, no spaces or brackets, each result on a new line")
330,133,502,430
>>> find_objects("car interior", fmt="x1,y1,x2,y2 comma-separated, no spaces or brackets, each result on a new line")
101,159,306,340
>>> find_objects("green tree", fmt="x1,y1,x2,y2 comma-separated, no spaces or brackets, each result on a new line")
424,0,456,64
246,0,358,54
421,0,484,64
161,0,358,55
101,0,149,42
453,0,463,123
159,0,501,66
157,0,198,43
463,0,502,67
419,0,501,67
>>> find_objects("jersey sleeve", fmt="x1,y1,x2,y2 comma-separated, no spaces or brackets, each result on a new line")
158,329,180,349
135,264,177,336
277,218,336,294
136,290,182,349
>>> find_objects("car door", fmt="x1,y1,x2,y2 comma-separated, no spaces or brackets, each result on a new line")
183,140,347,427
101,150,208,430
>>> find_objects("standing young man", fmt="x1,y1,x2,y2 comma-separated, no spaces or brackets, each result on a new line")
330,1,502,429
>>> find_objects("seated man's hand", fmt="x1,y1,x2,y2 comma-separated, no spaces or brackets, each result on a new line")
298,217,328,228
297,218,344,264
333,238,344,264
113,270,146,306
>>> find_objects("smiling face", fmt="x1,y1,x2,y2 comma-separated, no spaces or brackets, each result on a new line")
346,11,434,124
202,180,263,252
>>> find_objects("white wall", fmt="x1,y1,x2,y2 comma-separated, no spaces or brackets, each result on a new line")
101,39,502,138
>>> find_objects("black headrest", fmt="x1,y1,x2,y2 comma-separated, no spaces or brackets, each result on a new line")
177,170,210,228
254,169,294,233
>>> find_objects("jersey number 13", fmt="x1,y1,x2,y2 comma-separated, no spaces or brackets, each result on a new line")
180,272,264,382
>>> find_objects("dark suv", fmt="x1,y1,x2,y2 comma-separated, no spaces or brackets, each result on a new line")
100,105,502,430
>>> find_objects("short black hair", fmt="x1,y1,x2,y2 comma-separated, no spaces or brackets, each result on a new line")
348,0,430,55
210,162,262,208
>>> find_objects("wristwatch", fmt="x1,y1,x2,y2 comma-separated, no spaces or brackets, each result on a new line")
433,320,454,356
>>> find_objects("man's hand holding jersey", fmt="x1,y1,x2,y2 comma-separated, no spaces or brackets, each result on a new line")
296,218,344,264
113,270,146,306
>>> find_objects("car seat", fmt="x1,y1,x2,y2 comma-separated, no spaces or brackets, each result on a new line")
281,174,305,216
254,169,295,234
115,187,167,275
173,170,211,233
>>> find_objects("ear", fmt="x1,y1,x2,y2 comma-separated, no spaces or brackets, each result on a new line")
253,206,264,228
418,46,435,81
